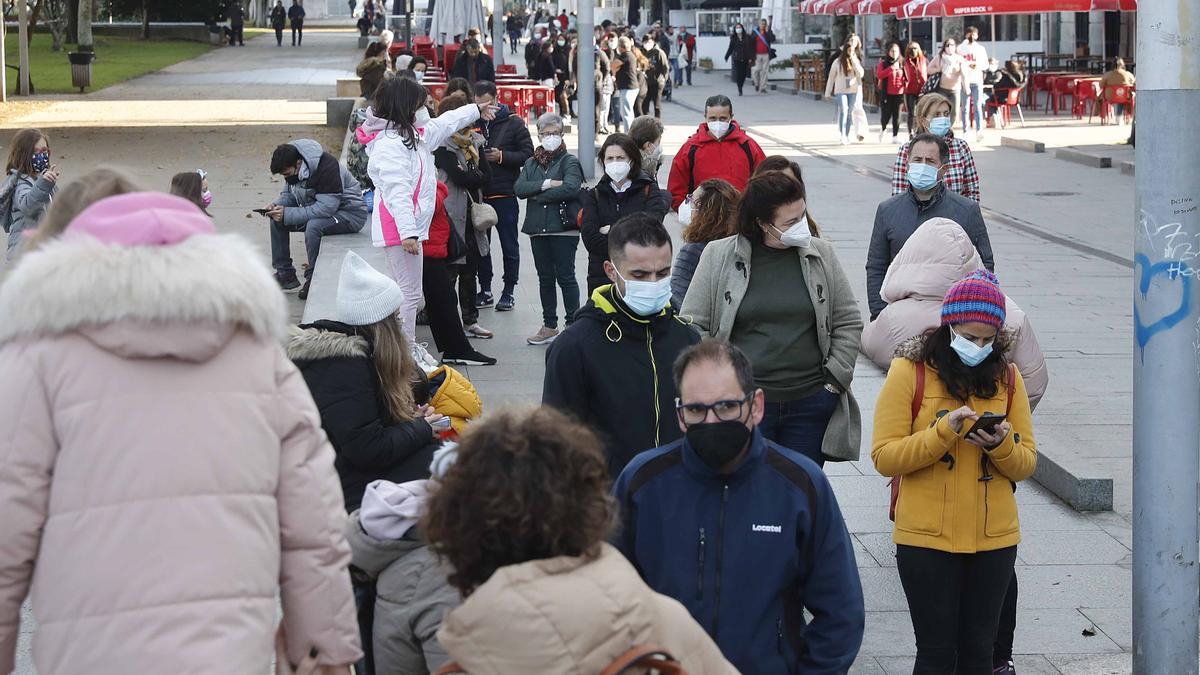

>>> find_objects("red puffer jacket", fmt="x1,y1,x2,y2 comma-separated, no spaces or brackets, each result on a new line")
876,58,907,95
423,182,452,259
903,55,928,95
666,121,766,209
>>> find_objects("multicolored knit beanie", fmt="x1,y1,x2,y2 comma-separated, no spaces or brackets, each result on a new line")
941,270,1006,329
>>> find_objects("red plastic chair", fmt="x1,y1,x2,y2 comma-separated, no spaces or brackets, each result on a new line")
987,87,1025,128
527,87,554,117
1102,85,1136,124
497,64,516,75
1045,75,1080,115
497,86,525,117
443,44,461,74
1073,79,1100,119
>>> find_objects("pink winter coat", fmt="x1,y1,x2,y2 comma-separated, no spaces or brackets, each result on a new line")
0,193,361,674
860,217,1049,410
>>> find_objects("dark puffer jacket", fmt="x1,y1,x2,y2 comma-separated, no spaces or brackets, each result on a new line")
286,321,438,511
477,107,534,198
578,171,671,293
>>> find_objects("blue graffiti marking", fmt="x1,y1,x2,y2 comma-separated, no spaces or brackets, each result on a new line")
1135,253,1193,352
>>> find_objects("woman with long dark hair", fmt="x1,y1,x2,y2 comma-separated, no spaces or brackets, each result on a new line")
724,22,754,96
169,169,211,216
902,41,928,134
823,36,865,145
872,269,1037,674
876,42,907,144
2,128,58,258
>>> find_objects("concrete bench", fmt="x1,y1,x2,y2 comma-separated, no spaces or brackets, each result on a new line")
1000,136,1046,153
336,78,362,98
327,96,363,127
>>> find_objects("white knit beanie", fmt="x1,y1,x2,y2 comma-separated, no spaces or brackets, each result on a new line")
336,251,405,326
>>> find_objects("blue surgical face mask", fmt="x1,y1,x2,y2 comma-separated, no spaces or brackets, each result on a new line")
950,328,994,367
907,162,940,191
929,116,952,137
615,268,672,316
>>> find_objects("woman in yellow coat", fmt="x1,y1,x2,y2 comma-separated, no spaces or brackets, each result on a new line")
872,270,1037,674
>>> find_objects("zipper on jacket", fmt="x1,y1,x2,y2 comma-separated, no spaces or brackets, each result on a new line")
777,617,784,654
646,325,661,447
712,484,729,637
696,527,706,600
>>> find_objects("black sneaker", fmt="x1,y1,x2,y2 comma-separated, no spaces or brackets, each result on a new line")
416,309,429,326
298,277,311,300
275,270,301,291
475,291,494,308
992,660,1016,675
443,349,497,366
496,293,515,311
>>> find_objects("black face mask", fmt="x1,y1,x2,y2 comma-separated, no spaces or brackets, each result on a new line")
686,420,752,470
284,174,300,185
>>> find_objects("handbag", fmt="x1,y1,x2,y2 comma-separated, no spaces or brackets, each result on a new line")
467,191,497,232
921,71,942,95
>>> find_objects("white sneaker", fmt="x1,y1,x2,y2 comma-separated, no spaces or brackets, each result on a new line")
839,135,849,146
976,131,985,143
463,322,494,339
410,342,440,374
877,130,887,144
891,134,900,145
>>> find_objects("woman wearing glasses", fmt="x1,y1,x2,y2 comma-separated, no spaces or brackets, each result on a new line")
680,171,863,467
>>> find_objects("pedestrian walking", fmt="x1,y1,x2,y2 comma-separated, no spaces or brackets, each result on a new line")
505,11,521,54
902,42,929,134
629,115,664,181
753,155,822,236
891,93,981,201
928,38,967,130
433,92,494,341
514,113,584,346
472,80,534,312
612,37,639,133
364,77,495,353
867,133,993,320
552,34,572,123
288,0,305,45
639,33,669,118
682,171,863,466
1,128,58,259
421,406,733,673
676,25,695,85
169,169,212,216
959,26,989,141
872,269,1037,674
725,22,754,95
669,177,738,309
666,95,765,209
876,42,908,144
0,192,361,675
750,18,775,93
579,133,670,294
271,0,287,45
824,37,866,145
594,36,614,134
614,339,866,673
228,1,245,45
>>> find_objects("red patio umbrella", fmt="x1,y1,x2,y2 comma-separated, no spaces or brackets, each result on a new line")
894,0,1090,18
854,0,905,13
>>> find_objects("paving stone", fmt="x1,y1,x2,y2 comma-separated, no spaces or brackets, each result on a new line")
856,532,897,568
1046,652,1132,674
1014,608,1124,655
1017,504,1105,531
1017,530,1130,565
858,567,910,612
859,611,917,658
1016,565,1130,610
829,475,894,507
849,655,887,673
1078,607,1132,651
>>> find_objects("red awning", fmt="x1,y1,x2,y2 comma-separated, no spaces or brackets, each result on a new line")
854,0,905,13
895,0,1091,18
1090,0,1136,10
802,0,850,14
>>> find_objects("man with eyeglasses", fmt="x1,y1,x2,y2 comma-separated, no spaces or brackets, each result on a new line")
613,338,865,674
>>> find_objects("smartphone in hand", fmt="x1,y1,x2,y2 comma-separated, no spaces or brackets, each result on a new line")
966,413,1006,437
253,208,271,215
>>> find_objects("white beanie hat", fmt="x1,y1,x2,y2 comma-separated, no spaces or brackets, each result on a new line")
429,441,460,479
336,251,405,326
360,479,430,540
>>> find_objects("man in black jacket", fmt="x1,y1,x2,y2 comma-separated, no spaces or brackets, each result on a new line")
228,2,245,45
451,39,496,85
543,213,700,478
866,133,994,319
473,80,534,311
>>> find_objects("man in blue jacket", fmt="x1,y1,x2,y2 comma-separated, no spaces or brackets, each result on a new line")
613,339,864,674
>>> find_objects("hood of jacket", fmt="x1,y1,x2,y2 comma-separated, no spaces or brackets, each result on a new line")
881,217,981,304
285,322,370,361
356,106,389,146
428,364,481,432
344,509,425,579
686,120,751,147
576,284,690,343
0,232,286,361
438,543,721,673
290,138,325,174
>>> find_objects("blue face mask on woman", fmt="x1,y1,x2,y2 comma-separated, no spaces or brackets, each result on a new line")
907,162,940,191
950,328,994,367
929,116,952,137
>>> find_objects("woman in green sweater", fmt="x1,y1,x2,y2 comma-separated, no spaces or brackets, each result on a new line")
680,171,864,467
514,112,584,346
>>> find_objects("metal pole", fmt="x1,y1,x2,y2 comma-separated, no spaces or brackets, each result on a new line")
1,6,7,103
17,0,30,96
1132,0,1200,669
576,0,595,180
492,0,504,67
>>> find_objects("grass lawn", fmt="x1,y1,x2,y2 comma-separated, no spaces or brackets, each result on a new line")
5,34,211,94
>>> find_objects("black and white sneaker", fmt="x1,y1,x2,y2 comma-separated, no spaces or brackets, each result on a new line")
475,291,494,308
443,349,498,366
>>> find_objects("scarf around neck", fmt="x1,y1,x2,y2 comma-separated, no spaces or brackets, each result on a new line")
450,130,479,165
534,144,565,168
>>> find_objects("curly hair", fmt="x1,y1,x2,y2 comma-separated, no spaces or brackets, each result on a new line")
919,324,1012,402
681,178,739,244
422,406,615,596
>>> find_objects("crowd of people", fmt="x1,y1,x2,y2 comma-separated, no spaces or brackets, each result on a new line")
0,15,1071,675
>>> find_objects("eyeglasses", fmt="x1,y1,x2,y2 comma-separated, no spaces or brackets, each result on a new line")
676,392,751,426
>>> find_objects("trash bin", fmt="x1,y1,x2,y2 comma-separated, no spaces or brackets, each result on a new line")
67,51,95,93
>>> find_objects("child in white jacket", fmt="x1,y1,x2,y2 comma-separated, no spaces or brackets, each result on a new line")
366,77,496,344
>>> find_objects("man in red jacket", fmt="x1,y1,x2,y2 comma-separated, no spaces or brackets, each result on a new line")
666,94,766,210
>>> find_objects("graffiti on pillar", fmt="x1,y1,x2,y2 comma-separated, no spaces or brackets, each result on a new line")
1136,206,1198,354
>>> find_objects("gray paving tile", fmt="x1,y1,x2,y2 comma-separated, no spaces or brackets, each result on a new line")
859,567,910,612
829,475,894,507
1014,609,1124,656
841,506,898,536
1046,652,1132,674
1017,531,1130,565
852,534,882,568
1077,608,1132,652
1016,565,1130,610
856,532,897,568
859,611,917,658
849,656,886,674
1018,504,1105,532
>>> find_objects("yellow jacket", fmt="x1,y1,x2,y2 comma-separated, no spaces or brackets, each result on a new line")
871,356,1037,553
429,365,482,435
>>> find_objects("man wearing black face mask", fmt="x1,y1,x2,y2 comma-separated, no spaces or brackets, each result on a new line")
613,339,865,675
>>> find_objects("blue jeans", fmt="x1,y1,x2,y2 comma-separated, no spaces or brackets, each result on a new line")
671,59,683,86
617,88,638,132
478,196,520,296
352,576,376,675
836,91,858,138
962,83,984,133
757,388,840,467
270,210,365,278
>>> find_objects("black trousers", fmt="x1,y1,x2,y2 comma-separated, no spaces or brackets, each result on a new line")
422,256,473,357
291,20,303,45
994,573,1018,663
880,93,903,136
732,60,749,95
447,228,481,326
896,544,1017,674
230,23,244,45
905,93,920,134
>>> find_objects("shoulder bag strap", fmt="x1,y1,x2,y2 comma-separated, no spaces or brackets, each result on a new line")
687,143,700,193
600,645,686,675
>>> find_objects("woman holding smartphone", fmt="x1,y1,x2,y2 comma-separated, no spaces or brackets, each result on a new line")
871,269,1037,674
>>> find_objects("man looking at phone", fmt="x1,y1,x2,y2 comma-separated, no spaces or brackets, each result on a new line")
266,139,369,299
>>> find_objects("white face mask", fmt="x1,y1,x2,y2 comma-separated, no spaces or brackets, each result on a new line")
414,107,431,126
605,160,631,183
769,220,811,248
608,38,617,49
541,134,563,152
414,70,425,82
677,198,694,226
707,120,730,139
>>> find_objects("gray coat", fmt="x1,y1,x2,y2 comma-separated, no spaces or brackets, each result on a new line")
680,234,864,461
345,513,460,675
275,138,368,230
866,186,993,319
435,134,490,261
3,171,55,256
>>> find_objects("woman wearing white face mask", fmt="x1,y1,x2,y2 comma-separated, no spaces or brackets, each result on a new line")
681,172,863,467
579,133,670,295
513,113,584,346
670,177,738,310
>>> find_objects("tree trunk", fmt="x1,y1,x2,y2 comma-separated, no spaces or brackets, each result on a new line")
25,0,43,45
141,0,149,38
76,0,92,50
